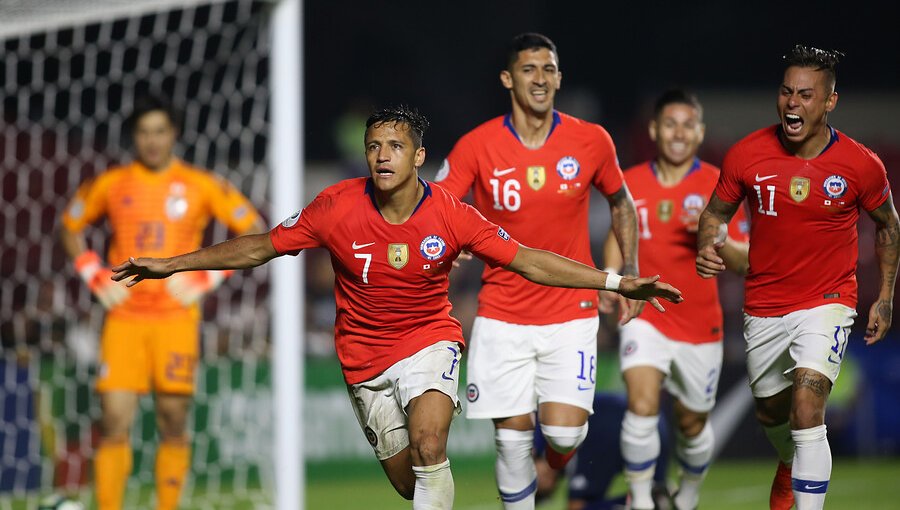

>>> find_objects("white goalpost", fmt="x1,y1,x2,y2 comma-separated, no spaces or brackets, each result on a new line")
0,1,304,508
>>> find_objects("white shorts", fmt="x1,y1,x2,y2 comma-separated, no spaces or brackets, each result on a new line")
744,304,857,398
619,318,723,413
465,316,599,419
347,340,462,460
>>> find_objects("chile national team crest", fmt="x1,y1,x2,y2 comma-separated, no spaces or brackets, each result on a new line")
420,235,447,261
823,175,848,199
556,156,581,181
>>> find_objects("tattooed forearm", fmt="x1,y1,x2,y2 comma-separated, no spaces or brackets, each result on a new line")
796,372,831,398
698,193,740,249
868,196,900,298
609,185,639,276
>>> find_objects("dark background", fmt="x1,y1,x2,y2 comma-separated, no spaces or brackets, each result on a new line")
304,0,900,162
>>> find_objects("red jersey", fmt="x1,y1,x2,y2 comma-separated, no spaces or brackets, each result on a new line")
269,178,520,384
716,125,890,317
436,111,624,325
626,159,749,343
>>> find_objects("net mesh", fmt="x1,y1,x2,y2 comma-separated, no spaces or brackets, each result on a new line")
0,1,275,508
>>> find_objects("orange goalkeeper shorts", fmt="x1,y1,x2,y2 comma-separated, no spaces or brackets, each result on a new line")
96,314,199,395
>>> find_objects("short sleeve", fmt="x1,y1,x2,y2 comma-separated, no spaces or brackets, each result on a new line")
269,192,331,256
715,145,747,204
61,175,110,233
434,135,478,199
452,201,519,268
591,126,625,196
206,174,262,234
857,150,891,212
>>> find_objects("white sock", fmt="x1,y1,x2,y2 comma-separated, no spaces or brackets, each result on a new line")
674,423,714,510
540,423,588,454
764,421,795,465
412,459,454,510
791,425,830,510
494,428,536,510
620,411,659,510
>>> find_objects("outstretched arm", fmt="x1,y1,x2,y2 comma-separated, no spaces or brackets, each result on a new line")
696,193,742,278
864,195,900,345
111,233,280,287
504,245,682,312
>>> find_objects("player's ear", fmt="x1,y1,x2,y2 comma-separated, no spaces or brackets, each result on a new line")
698,122,706,145
825,91,838,113
415,146,426,167
648,119,658,143
500,70,513,90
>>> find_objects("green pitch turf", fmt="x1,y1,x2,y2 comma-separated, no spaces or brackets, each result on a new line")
306,456,900,509
4,457,896,509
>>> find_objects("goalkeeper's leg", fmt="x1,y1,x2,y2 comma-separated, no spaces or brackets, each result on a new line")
96,392,139,510
155,394,192,510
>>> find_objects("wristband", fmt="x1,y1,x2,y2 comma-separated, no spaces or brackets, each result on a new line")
604,272,622,291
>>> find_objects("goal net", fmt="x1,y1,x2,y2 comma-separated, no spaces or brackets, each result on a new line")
0,1,276,508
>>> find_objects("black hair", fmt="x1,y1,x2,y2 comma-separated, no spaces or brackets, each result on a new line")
783,45,844,90
653,89,703,120
125,95,181,133
507,32,558,70
365,105,430,148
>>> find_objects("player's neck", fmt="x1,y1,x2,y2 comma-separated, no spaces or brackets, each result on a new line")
137,156,175,172
374,177,423,225
653,157,694,187
509,107,554,149
781,124,832,160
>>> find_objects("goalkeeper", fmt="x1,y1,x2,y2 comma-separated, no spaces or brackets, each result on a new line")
59,95,265,510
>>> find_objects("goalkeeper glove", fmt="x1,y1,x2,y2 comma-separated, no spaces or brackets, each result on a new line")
165,270,233,306
74,250,128,309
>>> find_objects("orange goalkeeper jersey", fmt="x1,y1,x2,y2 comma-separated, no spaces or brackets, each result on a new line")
62,159,261,318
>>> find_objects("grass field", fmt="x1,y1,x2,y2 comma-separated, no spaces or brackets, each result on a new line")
308,456,900,509
4,456,898,509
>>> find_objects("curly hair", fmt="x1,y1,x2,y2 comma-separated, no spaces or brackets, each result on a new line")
365,105,430,148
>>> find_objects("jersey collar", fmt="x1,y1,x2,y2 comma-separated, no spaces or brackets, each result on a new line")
503,110,562,145
364,177,432,216
649,157,701,181
774,124,839,157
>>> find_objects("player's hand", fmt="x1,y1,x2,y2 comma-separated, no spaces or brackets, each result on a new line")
166,270,233,306
618,296,646,325
865,298,893,345
696,223,728,278
617,275,683,313
74,250,128,309
110,257,176,287
452,250,473,268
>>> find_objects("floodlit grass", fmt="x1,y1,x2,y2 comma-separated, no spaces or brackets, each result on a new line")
4,457,897,509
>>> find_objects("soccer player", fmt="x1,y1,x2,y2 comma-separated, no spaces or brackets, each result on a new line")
602,90,749,510
60,96,265,510
696,46,899,510
434,33,640,509
110,106,683,510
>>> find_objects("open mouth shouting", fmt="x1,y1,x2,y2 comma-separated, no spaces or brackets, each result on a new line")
783,113,804,136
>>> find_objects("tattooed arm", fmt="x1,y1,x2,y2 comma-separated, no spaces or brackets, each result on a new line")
696,192,743,278
864,194,900,345
606,184,643,322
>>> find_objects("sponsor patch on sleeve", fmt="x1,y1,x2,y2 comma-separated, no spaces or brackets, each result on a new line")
497,227,510,241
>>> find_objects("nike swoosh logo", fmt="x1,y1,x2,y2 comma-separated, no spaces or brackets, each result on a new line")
577,384,592,391
441,372,454,381
352,241,375,249
493,167,516,177
827,355,841,364
804,484,826,490
632,199,647,206
755,173,778,182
